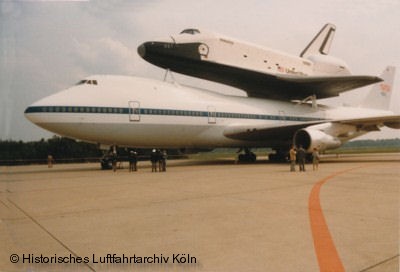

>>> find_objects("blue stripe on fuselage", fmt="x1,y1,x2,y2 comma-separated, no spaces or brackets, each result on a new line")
24,106,323,122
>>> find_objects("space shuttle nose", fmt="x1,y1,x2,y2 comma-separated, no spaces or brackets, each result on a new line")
137,43,146,58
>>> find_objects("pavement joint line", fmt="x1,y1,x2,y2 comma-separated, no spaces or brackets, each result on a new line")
308,166,365,272
7,198,97,272
358,254,399,272
0,198,10,209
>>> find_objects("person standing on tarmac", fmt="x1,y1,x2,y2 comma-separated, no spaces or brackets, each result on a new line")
150,149,158,172
129,151,138,172
157,149,163,172
297,145,306,172
47,154,54,168
161,150,167,172
312,147,320,171
289,145,297,172
111,150,118,172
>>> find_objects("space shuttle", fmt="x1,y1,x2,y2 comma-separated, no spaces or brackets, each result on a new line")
138,24,382,100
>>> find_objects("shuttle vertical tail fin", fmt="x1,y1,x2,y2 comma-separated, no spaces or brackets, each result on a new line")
360,66,396,111
300,23,336,58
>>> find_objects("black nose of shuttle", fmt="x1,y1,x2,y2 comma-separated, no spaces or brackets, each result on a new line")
137,43,146,58
137,41,203,70
137,41,201,62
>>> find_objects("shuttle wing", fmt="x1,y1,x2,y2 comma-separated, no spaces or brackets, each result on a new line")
236,71,382,100
208,64,382,100
138,43,382,100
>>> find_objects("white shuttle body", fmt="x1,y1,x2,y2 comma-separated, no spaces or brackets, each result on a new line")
138,24,382,100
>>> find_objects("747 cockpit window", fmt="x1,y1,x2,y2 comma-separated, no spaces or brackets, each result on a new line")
76,79,98,85
180,29,200,35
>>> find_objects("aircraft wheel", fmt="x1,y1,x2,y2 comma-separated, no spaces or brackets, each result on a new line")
238,152,257,163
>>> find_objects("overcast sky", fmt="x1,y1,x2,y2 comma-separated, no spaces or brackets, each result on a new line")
1,0,399,141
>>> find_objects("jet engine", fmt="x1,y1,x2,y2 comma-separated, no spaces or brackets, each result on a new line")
294,128,341,152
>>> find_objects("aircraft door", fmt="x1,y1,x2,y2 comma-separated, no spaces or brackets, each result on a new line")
207,106,216,124
129,101,140,122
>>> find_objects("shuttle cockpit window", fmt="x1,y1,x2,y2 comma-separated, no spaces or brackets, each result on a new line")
76,79,98,85
76,80,87,85
180,29,200,35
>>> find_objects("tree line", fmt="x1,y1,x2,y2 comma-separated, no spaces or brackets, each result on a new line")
341,138,400,148
327,138,400,153
0,136,399,165
0,136,102,164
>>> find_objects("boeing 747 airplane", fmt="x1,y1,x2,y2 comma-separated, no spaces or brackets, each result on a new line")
138,24,382,100
25,66,399,162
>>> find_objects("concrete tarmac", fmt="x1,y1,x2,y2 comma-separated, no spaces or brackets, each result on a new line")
1,153,399,271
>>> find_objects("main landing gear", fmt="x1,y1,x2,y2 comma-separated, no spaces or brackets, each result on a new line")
237,148,257,163
100,145,118,170
236,148,291,163
268,149,289,163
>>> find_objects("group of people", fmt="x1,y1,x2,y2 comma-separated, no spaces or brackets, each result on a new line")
150,149,167,172
107,149,167,172
289,145,320,172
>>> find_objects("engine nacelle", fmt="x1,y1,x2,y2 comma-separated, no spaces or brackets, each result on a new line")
294,128,341,152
